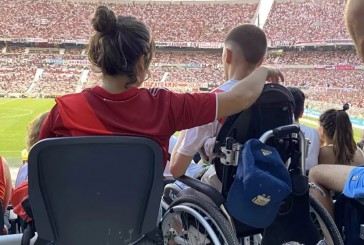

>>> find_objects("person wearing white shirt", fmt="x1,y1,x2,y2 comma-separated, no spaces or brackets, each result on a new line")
287,87,320,171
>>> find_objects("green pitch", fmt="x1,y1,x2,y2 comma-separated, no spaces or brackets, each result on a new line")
0,98,55,168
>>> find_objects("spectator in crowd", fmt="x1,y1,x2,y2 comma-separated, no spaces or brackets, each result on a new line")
317,105,364,166
14,112,49,188
309,0,364,218
11,112,49,221
170,24,268,190
287,87,320,171
11,6,283,219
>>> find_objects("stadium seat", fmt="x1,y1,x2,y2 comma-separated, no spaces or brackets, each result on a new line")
27,136,164,244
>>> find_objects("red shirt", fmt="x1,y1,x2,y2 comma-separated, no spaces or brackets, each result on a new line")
40,86,217,165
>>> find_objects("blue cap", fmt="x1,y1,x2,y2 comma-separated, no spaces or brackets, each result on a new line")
227,139,292,228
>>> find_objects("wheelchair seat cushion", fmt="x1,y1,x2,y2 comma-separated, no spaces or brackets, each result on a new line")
227,139,292,228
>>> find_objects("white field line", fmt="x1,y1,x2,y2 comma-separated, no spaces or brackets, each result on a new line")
0,108,34,118
0,99,19,105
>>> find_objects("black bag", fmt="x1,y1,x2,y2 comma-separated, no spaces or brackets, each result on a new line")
213,83,295,196
335,194,364,244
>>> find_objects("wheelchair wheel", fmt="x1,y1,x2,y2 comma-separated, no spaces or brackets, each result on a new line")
309,195,343,245
161,194,239,245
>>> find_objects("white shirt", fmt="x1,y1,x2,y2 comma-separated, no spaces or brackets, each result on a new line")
177,80,238,161
300,124,320,170
178,121,221,161
163,135,179,177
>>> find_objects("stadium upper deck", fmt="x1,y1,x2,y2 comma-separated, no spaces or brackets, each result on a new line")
0,0,351,45
0,0,257,43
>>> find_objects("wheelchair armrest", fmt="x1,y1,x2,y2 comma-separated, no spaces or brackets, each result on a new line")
176,175,225,207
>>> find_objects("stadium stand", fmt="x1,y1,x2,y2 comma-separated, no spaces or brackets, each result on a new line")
264,0,350,45
0,0,257,42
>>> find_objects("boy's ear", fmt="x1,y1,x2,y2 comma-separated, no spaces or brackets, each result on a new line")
225,48,233,64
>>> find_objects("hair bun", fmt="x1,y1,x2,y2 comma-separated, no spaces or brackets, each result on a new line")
92,6,117,34
342,103,350,111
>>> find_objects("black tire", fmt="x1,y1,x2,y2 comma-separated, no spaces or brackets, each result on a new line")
309,194,344,245
162,193,239,245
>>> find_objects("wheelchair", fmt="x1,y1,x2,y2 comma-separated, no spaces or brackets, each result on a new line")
160,125,344,245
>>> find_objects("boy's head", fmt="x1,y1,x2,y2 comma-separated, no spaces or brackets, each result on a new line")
287,87,305,121
346,0,364,62
222,24,267,80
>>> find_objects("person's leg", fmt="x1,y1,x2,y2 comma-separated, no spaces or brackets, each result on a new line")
308,164,355,217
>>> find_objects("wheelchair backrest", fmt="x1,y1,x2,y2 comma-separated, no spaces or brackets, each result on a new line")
28,136,163,244
214,83,295,196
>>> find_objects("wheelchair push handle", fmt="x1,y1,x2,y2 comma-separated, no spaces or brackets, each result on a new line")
259,124,307,176
273,124,300,137
259,124,300,143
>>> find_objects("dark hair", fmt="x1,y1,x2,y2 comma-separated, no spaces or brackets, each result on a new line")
225,24,267,65
88,6,154,88
287,87,305,121
319,106,356,165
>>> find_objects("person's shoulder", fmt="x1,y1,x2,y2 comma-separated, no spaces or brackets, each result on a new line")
318,146,335,164
320,145,333,153
56,91,84,101
147,87,171,96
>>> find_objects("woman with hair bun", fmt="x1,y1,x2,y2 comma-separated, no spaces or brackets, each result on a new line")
39,5,283,165
318,104,364,166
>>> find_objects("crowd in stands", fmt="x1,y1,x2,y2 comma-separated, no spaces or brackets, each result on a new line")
265,0,350,45
0,67,35,93
282,69,364,90
1,45,364,114
32,68,81,95
0,0,256,43
154,51,221,65
267,50,361,65
1,0,352,45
